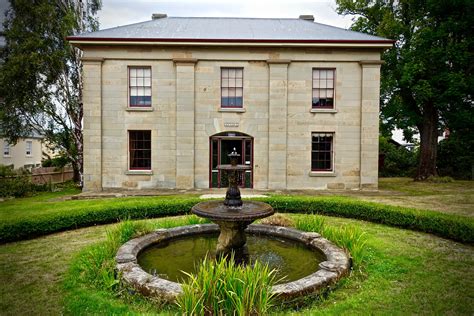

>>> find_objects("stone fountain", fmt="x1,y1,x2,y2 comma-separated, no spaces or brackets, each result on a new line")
115,148,351,302
191,148,274,257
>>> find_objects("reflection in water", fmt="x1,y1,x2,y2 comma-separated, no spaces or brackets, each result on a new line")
138,233,325,284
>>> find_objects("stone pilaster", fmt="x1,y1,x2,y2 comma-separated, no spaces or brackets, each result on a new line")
359,60,382,189
267,60,290,189
174,58,197,189
82,57,104,191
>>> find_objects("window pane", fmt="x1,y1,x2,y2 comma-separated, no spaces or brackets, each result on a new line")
313,70,319,79
229,68,235,78
222,78,229,88
137,68,143,77
130,68,137,77
327,80,333,89
130,77,137,86
236,88,243,97
236,69,243,78
229,78,236,87
222,68,229,78
144,77,151,86
236,78,243,87
222,88,229,97
144,68,151,77
326,89,334,98
327,70,334,79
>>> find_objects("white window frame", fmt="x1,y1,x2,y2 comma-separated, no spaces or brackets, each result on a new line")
26,140,33,157
3,142,10,157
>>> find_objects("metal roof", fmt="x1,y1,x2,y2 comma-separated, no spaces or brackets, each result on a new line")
69,16,392,43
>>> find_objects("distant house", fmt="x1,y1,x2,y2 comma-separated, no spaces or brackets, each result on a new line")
69,15,393,191
1,133,45,169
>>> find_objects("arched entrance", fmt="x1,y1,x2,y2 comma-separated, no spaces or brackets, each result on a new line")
209,132,253,188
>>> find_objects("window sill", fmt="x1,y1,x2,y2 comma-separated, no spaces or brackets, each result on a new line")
126,170,153,175
126,107,154,112
308,171,336,177
218,108,246,113
3,155,11,158
310,109,337,114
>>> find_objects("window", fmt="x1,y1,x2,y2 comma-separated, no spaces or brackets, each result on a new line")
129,67,152,107
129,131,151,170
26,141,32,156
311,133,334,171
221,68,243,108
312,69,335,109
3,142,10,156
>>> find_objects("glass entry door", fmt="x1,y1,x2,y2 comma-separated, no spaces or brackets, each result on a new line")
210,133,253,188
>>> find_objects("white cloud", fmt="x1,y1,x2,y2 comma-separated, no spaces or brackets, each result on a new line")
97,0,355,30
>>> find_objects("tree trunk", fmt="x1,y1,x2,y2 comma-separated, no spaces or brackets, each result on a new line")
415,102,438,180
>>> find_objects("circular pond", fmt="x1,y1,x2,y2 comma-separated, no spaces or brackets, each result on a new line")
137,233,326,283
116,224,350,302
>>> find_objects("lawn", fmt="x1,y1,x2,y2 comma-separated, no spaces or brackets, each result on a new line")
0,178,473,314
1,215,472,315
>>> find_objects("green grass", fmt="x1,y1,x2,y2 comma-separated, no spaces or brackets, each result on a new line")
1,215,472,315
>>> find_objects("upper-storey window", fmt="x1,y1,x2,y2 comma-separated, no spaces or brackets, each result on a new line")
26,140,32,156
129,67,152,107
3,141,10,156
221,68,243,108
312,69,335,109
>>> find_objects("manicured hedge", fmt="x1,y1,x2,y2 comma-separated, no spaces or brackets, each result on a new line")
1,196,473,244
0,198,201,243
259,196,474,243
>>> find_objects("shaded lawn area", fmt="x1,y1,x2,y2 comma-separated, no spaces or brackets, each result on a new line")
357,178,474,217
0,215,472,315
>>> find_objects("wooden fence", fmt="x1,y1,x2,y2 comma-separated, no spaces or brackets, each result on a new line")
31,167,74,185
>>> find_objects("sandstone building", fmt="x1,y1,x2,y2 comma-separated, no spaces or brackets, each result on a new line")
68,15,392,191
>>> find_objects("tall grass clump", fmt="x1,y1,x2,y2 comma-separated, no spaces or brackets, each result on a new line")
177,255,278,316
296,215,368,267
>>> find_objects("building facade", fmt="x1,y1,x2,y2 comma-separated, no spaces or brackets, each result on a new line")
69,16,392,191
1,137,44,169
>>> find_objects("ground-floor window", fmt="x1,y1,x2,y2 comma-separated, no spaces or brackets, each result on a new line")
129,130,151,170
311,132,334,171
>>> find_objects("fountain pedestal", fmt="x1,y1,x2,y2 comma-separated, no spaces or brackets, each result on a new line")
192,148,274,257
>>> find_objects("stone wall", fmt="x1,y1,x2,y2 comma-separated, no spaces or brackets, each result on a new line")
81,47,382,191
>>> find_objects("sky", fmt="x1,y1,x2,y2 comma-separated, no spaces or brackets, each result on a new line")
97,0,356,30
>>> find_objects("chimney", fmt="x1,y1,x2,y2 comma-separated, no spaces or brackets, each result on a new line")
152,13,167,20
299,15,314,22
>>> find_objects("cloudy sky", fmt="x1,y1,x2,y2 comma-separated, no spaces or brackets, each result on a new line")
97,0,356,30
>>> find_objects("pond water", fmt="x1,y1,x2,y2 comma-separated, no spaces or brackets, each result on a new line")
137,233,325,284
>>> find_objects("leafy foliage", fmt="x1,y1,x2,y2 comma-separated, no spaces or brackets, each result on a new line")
0,165,48,197
437,132,474,180
336,0,474,179
0,0,101,182
379,136,418,177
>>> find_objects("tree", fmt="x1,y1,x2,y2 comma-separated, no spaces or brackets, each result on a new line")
0,0,101,183
336,0,474,180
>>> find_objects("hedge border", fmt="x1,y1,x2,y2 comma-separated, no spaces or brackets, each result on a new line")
1,196,473,244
